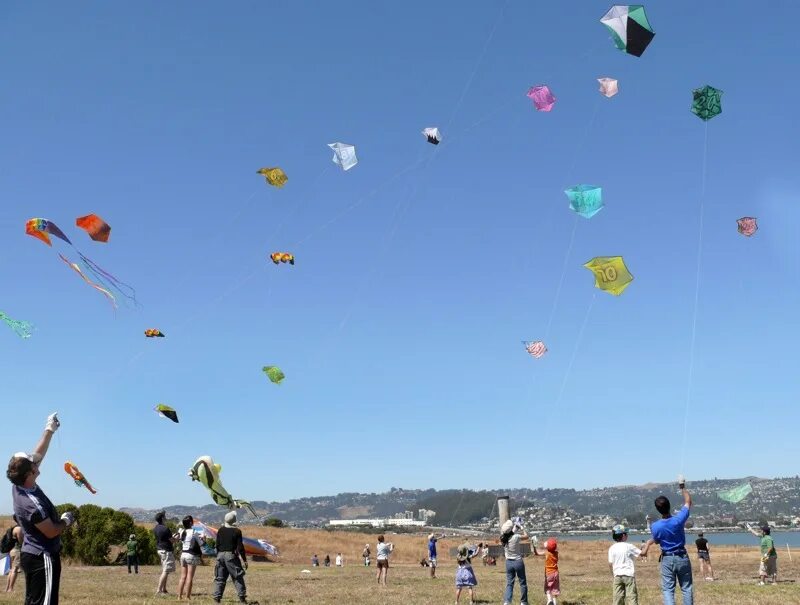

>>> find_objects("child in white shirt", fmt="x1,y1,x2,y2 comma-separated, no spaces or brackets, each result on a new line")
608,525,641,605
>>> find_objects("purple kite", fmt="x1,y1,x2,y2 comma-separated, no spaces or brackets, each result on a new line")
526,86,556,112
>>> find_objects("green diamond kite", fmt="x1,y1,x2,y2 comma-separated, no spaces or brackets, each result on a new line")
691,85,723,121
600,5,655,57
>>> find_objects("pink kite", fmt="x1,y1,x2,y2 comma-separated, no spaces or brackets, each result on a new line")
526,86,556,112
597,78,619,98
523,341,547,358
737,217,758,237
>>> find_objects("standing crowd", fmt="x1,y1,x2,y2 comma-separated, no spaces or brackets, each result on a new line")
1,417,783,605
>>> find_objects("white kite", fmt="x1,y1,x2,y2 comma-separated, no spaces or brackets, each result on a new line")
597,78,619,98
422,127,442,145
328,142,358,171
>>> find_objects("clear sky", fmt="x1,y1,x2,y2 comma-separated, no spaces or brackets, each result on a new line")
1,1,798,512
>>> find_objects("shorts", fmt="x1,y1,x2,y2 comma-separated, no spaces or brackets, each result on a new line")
377,559,389,569
158,550,176,573
9,550,21,572
181,553,201,567
698,550,710,561
759,556,777,576
544,571,561,596
429,557,437,568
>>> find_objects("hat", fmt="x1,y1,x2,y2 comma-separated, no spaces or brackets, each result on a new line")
501,520,514,534
129,534,136,540
224,511,238,526
544,538,558,553
612,524,629,536
456,543,470,562
11,452,42,464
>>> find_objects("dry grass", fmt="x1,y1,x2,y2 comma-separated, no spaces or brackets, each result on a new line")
1,528,799,604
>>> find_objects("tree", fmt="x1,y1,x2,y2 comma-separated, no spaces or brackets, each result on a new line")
263,517,284,528
55,504,158,565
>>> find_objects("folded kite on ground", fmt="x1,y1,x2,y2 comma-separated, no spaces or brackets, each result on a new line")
75,214,111,243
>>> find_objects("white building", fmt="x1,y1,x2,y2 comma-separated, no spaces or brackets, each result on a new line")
328,518,425,528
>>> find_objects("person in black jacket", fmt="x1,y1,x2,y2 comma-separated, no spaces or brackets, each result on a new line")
212,512,256,604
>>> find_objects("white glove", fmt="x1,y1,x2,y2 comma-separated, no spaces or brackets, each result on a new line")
45,412,60,433
60,512,75,527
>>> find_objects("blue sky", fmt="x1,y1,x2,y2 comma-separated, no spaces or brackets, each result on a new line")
1,1,799,511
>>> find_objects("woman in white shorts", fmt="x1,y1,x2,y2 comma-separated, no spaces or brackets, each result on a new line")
177,515,204,600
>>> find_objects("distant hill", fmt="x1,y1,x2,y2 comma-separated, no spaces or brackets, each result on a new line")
120,476,800,527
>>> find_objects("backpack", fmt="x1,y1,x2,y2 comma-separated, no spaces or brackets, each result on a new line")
0,527,17,554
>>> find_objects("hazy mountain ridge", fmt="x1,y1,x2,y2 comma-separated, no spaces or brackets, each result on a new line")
120,477,800,527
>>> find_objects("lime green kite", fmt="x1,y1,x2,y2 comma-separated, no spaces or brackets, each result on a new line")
263,366,285,384
188,455,257,517
717,483,753,504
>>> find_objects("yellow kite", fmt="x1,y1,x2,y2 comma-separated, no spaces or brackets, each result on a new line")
584,256,633,296
257,167,288,188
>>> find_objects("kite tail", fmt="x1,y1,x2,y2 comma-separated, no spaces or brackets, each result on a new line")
0,312,34,339
59,254,117,309
235,500,259,520
77,252,137,305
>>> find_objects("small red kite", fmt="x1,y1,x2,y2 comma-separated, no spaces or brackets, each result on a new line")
75,214,111,243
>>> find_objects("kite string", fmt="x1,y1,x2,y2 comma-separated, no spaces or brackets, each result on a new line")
541,292,597,436
680,121,709,471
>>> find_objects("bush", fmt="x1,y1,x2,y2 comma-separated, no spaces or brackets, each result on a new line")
56,504,158,565
263,517,284,528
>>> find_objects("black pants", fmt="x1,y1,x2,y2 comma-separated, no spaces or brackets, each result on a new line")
20,551,61,605
127,554,139,574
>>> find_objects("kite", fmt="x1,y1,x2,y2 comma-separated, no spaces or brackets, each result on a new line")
270,252,295,265
25,218,136,308
145,328,165,337
155,404,179,423
422,127,442,145
737,217,758,237
257,167,288,188
600,5,655,57
565,185,603,219
584,256,633,296
527,85,556,112
192,520,279,558
189,455,257,517
0,312,33,339
691,86,723,121
64,461,97,494
718,483,753,504
75,214,111,243
597,78,619,98
263,366,285,384
523,341,547,359
328,142,358,171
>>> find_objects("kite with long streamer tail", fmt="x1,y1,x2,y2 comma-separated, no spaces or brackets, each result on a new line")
25,218,136,308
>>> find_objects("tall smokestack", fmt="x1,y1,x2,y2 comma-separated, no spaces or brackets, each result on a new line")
497,495,510,527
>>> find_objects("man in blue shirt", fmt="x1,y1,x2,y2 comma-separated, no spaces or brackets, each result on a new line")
6,413,75,605
641,475,693,605
427,534,441,578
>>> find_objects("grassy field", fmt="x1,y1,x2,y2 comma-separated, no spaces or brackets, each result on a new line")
1,528,798,604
